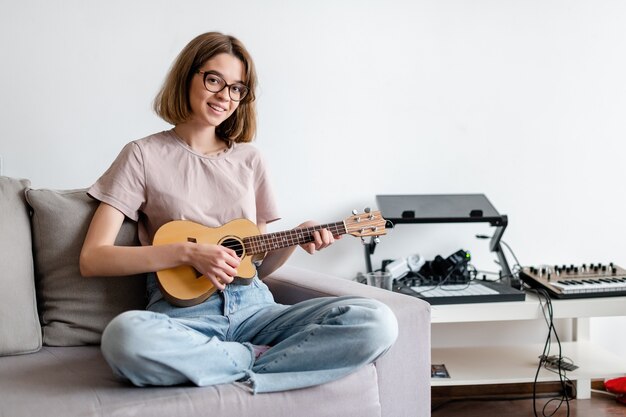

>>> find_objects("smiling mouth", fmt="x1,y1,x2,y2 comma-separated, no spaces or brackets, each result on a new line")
208,103,226,113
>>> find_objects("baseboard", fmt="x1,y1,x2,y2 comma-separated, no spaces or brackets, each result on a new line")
432,379,606,404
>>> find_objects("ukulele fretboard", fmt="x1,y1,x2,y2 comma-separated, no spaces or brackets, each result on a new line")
244,222,346,255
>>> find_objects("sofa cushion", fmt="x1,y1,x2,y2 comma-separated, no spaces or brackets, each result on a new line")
0,177,42,356
0,346,382,417
25,188,146,346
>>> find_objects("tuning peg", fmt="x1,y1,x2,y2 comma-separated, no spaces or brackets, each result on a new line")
374,237,380,244
352,209,358,215
364,207,371,213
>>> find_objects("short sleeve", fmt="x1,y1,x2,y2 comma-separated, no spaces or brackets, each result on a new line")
254,153,280,225
88,142,146,221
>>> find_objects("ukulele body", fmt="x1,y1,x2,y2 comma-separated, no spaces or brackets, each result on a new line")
153,219,259,307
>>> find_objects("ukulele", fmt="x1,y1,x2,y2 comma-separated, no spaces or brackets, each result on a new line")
153,209,387,307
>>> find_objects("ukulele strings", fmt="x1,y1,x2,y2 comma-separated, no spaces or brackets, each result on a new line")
218,211,383,253
217,223,346,253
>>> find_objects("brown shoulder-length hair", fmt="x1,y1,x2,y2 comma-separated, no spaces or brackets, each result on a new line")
154,32,257,143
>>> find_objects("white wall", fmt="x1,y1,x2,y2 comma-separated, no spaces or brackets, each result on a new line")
2,1,625,353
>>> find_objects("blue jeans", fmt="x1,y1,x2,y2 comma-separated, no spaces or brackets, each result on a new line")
101,274,398,393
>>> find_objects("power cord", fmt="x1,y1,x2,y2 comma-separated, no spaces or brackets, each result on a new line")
527,287,573,417
476,234,574,417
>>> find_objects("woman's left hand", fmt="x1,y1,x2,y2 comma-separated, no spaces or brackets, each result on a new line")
297,221,341,254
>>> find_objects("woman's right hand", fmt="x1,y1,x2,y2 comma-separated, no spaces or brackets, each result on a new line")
188,243,240,291
81,202,240,292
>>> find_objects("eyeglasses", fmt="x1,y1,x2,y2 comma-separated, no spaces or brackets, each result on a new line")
197,71,250,102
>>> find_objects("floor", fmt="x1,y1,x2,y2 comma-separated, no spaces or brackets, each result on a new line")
432,391,626,417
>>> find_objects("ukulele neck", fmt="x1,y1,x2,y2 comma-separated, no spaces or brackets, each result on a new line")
244,222,346,255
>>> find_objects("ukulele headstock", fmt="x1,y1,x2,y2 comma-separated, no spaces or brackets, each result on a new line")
344,208,387,239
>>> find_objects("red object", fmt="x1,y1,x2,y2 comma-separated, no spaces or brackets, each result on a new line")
605,377,626,404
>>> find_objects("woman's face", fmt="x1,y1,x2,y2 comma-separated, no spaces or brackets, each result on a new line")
188,53,245,129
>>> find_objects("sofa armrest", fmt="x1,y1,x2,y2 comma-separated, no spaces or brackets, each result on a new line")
264,265,431,417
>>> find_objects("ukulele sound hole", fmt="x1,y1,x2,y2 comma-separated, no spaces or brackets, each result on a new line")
220,237,245,258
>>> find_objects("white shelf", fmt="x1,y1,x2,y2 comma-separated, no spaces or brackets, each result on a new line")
430,295,626,398
430,297,541,323
431,294,626,323
431,341,626,387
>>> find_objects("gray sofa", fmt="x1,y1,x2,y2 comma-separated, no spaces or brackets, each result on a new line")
0,176,431,417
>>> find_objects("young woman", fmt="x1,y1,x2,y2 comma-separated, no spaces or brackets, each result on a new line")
80,31,397,394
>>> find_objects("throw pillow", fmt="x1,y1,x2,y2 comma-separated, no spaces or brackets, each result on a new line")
25,188,146,346
0,176,42,355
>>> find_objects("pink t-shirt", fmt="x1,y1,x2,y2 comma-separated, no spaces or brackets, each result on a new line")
88,130,280,246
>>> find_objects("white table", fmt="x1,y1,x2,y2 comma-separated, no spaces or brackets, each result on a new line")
430,294,626,398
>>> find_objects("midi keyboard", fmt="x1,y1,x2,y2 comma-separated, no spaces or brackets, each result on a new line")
520,263,626,299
